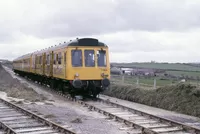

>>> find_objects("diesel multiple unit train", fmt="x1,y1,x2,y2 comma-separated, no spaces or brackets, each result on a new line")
13,38,110,98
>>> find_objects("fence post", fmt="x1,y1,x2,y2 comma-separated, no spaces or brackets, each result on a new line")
122,75,124,83
136,77,139,85
154,78,156,89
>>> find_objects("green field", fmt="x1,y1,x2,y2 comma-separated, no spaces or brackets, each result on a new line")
111,75,174,87
166,70,200,78
112,62,200,72
111,75,199,88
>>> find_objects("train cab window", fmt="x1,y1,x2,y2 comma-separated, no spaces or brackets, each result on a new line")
97,50,107,67
58,52,62,64
71,50,82,67
84,50,95,67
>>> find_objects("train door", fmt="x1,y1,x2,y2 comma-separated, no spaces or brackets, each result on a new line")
57,52,62,77
45,53,50,76
33,55,36,74
21,60,23,70
39,55,43,75
33,55,35,73
43,53,46,75
30,55,32,73
53,52,57,77
50,51,53,77
64,51,67,78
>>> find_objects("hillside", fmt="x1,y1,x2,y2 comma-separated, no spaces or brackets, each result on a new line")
111,62,200,72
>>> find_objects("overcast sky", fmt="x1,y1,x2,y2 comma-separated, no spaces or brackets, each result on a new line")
1,0,200,63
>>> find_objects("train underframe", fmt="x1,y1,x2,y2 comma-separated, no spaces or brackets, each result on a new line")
13,70,110,99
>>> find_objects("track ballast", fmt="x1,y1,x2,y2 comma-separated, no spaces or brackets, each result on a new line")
0,98,76,134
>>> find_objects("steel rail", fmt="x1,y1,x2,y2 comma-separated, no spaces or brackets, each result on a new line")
51,90,200,134
97,97,200,134
0,121,16,134
0,98,76,134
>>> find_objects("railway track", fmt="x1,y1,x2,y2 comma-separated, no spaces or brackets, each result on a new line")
0,98,76,134
84,98,199,134
51,92,200,134
40,84,200,134
3,66,200,134
64,95,200,134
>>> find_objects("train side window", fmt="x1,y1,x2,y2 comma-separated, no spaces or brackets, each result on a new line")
39,56,42,65
64,52,66,64
54,53,56,64
40,56,43,65
46,54,50,65
33,55,36,68
58,52,62,64
46,55,48,64
36,56,38,64
48,54,50,65
57,54,58,63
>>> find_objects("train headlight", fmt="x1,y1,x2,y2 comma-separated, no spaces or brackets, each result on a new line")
75,73,79,77
101,73,108,78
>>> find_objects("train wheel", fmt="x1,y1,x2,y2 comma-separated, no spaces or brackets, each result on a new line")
91,87,98,99
58,82,65,93
50,80,55,89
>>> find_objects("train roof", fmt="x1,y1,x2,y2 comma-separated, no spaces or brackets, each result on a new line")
13,38,107,61
13,53,32,61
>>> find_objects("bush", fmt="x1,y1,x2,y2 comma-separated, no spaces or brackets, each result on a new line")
103,83,200,118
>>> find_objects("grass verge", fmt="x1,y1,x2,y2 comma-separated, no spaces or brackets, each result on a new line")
103,83,200,118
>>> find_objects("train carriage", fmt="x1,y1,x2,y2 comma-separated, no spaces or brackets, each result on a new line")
13,38,110,98
13,53,32,75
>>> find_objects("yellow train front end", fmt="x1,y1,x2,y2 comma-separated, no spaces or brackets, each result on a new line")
66,38,110,97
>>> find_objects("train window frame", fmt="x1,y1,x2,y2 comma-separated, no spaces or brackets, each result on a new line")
71,49,82,67
84,49,95,67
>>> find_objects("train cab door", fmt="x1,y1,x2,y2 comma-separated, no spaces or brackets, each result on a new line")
64,52,67,78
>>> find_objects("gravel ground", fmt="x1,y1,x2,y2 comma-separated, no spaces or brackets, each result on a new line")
0,64,47,102
1,65,130,134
